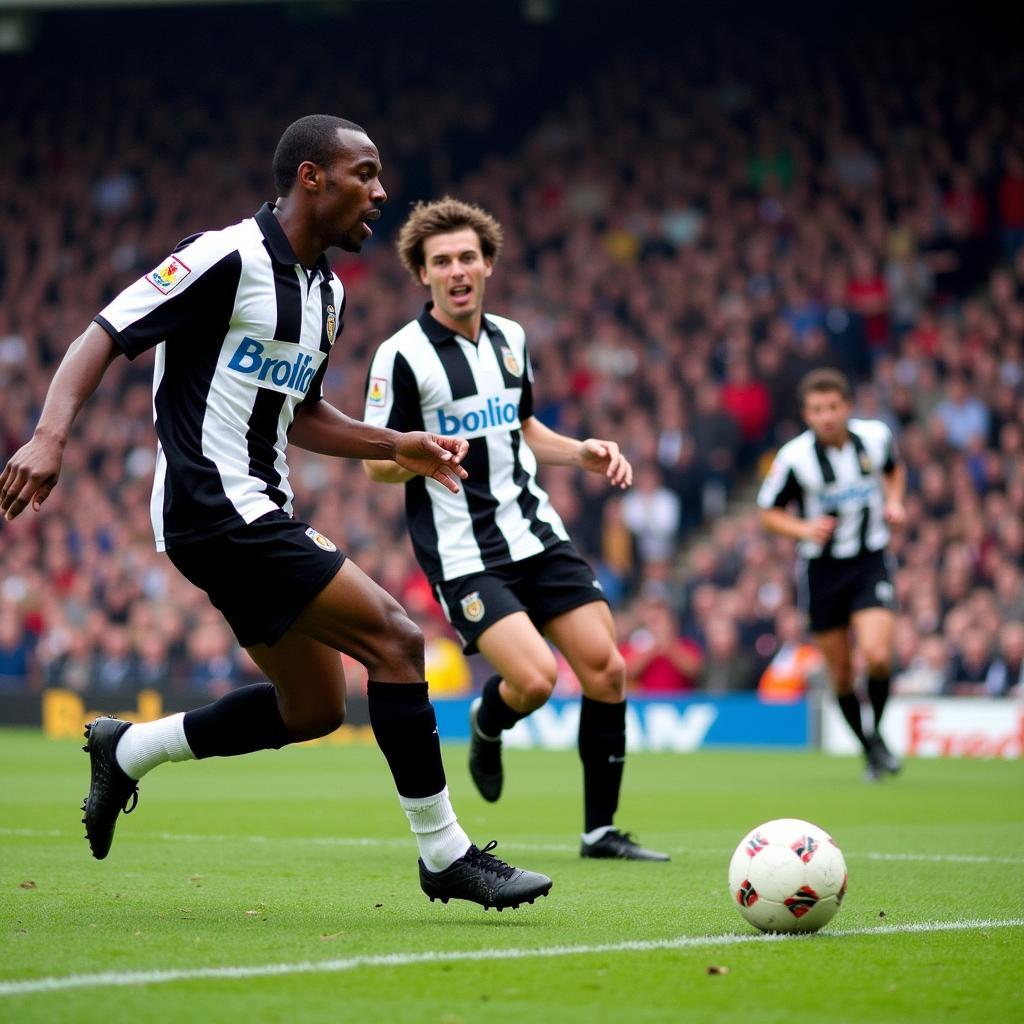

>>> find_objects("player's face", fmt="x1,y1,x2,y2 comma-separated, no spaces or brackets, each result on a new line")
803,389,850,445
419,228,492,326
318,130,387,253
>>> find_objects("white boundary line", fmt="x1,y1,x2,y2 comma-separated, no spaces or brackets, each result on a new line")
4,828,1024,864
1,918,1022,997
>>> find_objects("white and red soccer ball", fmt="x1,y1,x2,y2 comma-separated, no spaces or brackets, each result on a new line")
728,818,848,933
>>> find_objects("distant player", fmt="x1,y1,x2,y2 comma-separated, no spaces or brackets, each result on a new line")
0,116,551,910
758,368,906,779
362,197,667,860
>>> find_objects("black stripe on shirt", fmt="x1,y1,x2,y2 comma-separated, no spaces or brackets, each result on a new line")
433,336,513,566
152,251,245,547
245,262,300,507
510,430,559,548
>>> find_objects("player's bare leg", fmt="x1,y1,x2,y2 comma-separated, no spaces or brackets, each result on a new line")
469,613,557,801
852,608,901,775
814,626,877,778
545,602,668,861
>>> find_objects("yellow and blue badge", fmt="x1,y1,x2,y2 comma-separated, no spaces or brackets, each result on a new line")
367,377,387,407
147,255,191,294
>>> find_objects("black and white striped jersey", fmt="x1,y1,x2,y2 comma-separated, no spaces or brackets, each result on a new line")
363,305,569,583
95,203,344,552
756,418,897,559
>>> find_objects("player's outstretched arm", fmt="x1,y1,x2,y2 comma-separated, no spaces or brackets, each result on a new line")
520,416,632,488
760,507,836,545
0,322,120,521
290,401,468,493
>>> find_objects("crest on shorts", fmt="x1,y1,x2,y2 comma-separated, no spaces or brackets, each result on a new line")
500,346,520,377
147,255,191,294
304,526,337,552
461,591,485,623
875,580,895,607
326,304,337,346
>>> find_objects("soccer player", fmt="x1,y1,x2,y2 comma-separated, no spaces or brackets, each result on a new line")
362,197,668,861
0,116,551,910
757,368,906,780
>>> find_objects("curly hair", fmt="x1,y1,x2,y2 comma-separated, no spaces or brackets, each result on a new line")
396,197,504,281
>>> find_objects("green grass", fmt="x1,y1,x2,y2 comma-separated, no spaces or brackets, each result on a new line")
1,727,1022,1023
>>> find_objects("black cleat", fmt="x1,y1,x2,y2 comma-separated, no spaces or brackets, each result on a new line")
468,698,503,802
580,829,670,861
419,841,552,910
867,732,902,777
82,716,138,860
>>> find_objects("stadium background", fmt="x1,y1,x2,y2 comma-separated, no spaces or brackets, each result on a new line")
0,0,1021,752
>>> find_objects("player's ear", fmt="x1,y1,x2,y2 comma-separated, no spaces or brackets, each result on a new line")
483,260,493,278
419,265,430,286
296,161,319,191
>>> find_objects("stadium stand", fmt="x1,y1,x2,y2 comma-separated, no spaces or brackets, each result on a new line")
0,5,1021,699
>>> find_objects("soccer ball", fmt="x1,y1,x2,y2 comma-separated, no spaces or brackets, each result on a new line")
728,818,848,933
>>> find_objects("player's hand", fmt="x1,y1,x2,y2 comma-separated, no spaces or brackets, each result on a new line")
884,501,907,528
393,432,469,494
580,438,632,489
804,515,837,546
0,433,64,521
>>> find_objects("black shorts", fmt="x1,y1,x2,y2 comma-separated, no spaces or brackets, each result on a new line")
800,549,897,633
166,510,345,648
434,543,606,654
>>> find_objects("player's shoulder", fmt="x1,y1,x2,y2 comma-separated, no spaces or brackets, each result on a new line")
848,417,892,441
773,429,816,465
484,312,526,346
164,216,256,268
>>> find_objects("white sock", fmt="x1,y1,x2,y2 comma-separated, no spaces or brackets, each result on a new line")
398,787,471,873
114,713,194,780
582,824,615,845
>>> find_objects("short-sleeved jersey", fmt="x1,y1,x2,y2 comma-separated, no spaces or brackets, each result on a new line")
95,204,344,552
756,418,897,559
363,305,569,583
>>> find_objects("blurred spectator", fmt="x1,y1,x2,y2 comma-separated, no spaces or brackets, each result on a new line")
698,619,756,695
0,607,32,691
757,607,827,703
620,463,681,566
622,596,702,694
984,622,1024,697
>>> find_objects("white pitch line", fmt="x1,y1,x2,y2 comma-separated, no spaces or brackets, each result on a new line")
4,827,1024,864
1,917,1022,998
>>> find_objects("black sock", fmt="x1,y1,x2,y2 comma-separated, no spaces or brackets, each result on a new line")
183,683,292,759
367,681,446,798
475,674,526,737
578,696,626,833
867,672,891,733
836,692,870,752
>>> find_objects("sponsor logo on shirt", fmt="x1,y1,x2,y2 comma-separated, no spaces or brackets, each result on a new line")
226,337,326,398
147,255,191,294
435,390,521,438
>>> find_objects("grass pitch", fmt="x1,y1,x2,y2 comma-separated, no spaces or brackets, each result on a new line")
1,726,1022,1023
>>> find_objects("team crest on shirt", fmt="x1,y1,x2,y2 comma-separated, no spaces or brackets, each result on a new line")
367,377,388,406
326,304,337,346
304,527,337,553
461,591,485,623
500,346,520,376
147,255,191,294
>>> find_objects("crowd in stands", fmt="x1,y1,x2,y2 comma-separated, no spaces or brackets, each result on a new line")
1,8,1022,701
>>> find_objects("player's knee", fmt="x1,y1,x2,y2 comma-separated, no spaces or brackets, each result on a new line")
385,608,424,669
513,659,558,709
864,652,891,678
582,647,627,702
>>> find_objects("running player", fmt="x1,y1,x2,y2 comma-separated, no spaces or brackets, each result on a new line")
757,368,906,780
0,117,551,910
363,197,668,860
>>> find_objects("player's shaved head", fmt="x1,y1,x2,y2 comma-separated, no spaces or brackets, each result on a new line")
273,114,367,196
